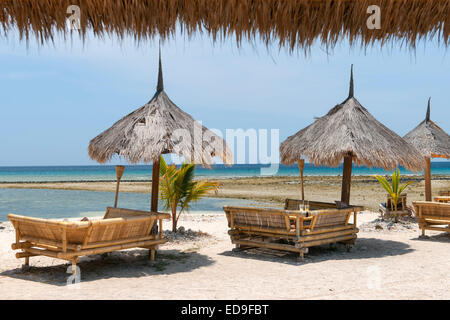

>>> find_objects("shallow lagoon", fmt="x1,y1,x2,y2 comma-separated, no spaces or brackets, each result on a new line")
0,188,261,221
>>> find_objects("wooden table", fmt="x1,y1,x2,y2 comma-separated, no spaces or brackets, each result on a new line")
434,196,450,203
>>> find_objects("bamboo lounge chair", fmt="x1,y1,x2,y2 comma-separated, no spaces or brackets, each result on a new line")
224,200,363,261
435,191,450,203
8,207,170,274
413,201,450,236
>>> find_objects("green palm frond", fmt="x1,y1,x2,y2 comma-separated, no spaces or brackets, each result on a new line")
373,175,393,195
398,180,414,196
159,155,168,176
373,169,414,222
159,157,179,212
158,159,219,231
180,180,219,212
177,164,195,197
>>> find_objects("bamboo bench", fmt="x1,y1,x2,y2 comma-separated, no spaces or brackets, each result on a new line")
8,207,171,274
434,196,450,203
413,201,450,236
224,202,363,261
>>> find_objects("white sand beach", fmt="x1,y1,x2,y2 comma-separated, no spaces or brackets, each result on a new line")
0,210,449,300
1,0,450,304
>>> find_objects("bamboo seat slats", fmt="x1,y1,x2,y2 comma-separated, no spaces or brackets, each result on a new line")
413,201,450,236
312,211,349,228
232,209,290,231
224,201,362,261
8,207,171,274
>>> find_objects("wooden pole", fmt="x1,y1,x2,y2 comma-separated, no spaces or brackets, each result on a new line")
151,156,160,212
341,154,353,205
114,166,125,208
150,156,161,241
424,157,432,201
297,159,305,201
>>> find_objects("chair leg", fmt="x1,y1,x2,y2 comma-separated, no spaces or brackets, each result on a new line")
71,258,77,275
419,227,429,239
21,256,31,271
297,248,308,262
150,248,156,261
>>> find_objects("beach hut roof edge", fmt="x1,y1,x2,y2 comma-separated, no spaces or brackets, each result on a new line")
1,0,448,52
403,98,450,159
280,66,425,172
88,49,233,166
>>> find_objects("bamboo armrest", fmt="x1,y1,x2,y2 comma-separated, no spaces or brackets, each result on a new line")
294,216,315,231
104,207,170,220
301,216,315,228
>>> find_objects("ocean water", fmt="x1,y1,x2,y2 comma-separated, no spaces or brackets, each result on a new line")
0,163,448,221
0,163,449,183
0,188,261,221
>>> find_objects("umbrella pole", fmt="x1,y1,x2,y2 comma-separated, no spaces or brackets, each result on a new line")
297,159,305,201
114,166,125,208
425,157,432,201
341,154,353,205
151,157,160,212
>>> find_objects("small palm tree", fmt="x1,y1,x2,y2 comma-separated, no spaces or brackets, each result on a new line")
159,156,219,232
373,169,413,223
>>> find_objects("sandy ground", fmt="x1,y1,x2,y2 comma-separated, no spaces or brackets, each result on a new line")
0,211,449,300
2,175,450,211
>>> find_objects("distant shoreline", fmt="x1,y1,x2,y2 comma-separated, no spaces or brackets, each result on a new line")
1,174,450,184
1,163,450,185
1,175,450,211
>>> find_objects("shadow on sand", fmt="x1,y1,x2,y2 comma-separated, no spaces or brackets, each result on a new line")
219,237,414,266
412,232,450,243
0,248,214,287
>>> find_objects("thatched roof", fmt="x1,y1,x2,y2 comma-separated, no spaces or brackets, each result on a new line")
88,48,233,165
403,98,450,159
280,65,424,172
1,0,448,51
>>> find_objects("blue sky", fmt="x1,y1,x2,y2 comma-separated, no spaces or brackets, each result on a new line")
0,31,449,166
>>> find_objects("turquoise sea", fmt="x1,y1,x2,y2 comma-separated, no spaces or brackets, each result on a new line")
1,163,450,183
0,163,449,221
0,188,259,222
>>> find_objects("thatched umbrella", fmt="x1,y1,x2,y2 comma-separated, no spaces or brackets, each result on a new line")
280,65,424,205
89,47,233,212
1,0,449,52
403,98,450,201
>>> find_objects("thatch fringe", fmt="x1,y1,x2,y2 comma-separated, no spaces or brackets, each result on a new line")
88,90,234,165
1,0,449,51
